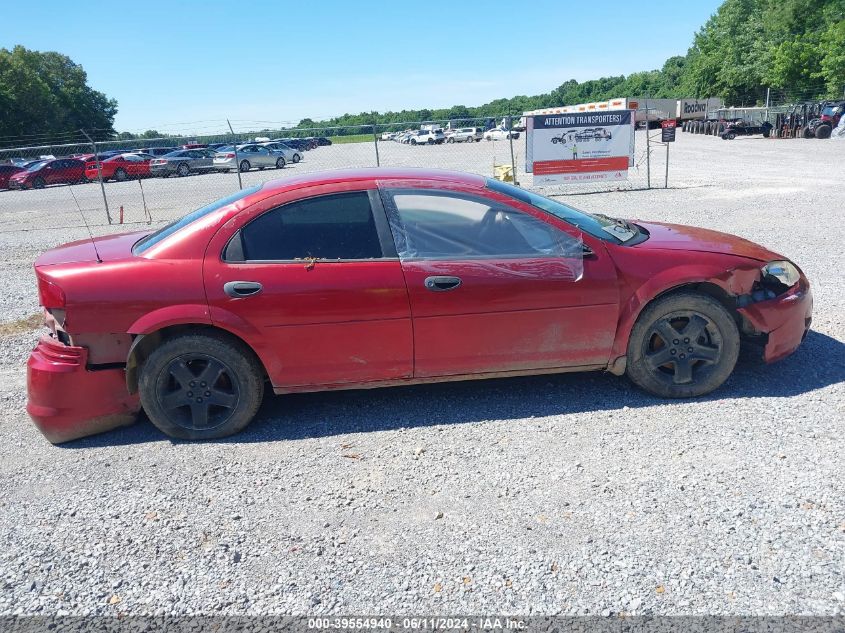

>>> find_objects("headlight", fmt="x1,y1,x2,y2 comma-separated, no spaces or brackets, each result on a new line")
761,260,800,293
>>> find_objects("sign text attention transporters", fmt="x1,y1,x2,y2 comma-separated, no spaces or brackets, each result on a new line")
526,110,635,184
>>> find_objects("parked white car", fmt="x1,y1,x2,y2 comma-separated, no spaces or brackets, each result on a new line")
445,127,483,143
483,127,521,141
409,129,445,145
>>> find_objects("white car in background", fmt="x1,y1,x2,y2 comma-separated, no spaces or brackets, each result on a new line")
483,127,521,141
409,129,445,145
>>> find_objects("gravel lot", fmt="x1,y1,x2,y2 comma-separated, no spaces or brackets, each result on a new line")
0,132,843,617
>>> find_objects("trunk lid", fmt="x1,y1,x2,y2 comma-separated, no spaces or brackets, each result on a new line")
35,230,151,267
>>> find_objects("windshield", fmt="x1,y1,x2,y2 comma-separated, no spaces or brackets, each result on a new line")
485,179,638,243
133,185,262,255
821,105,841,116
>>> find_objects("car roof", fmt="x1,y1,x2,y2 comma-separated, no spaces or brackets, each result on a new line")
260,168,485,196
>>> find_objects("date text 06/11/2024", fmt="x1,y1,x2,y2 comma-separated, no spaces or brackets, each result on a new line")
307,618,527,630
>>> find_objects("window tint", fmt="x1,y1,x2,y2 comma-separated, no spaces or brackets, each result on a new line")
383,190,579,260
238,192,383,261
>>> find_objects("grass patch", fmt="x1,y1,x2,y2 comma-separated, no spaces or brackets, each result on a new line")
327,134,373,145
0,313,43,337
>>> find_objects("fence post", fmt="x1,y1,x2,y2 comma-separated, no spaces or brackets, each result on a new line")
373,125,381,167
81,129,112,224
227,119,243,190
506,116,518,186
644,101,651,189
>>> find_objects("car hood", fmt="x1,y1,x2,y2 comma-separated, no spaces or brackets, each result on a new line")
10,170,31,180
632,221,783,262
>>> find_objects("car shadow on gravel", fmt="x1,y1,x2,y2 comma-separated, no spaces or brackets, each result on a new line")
61,330,844,447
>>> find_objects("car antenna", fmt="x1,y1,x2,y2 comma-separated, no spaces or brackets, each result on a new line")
68,186,103,263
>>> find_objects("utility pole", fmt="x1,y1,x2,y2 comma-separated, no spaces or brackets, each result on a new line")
227,119,243,190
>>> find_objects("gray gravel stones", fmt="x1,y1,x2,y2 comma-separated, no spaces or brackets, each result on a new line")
0,133,843,616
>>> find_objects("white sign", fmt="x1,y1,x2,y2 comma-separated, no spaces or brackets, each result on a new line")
526,110,635,185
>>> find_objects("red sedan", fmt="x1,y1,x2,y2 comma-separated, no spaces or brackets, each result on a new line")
0,164,25,189
8,158,86,190
27,169,812,443
84,153,153,182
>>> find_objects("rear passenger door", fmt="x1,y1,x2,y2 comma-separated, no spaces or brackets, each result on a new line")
203,184,413,389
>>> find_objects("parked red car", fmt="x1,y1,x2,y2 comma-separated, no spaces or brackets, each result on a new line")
85,153,153,182
7,158,86,190
27,168,812,443
0,164,25,189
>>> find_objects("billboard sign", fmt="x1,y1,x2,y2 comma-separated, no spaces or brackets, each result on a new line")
526,110,634,185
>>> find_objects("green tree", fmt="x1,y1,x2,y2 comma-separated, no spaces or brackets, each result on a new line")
0,45,117,141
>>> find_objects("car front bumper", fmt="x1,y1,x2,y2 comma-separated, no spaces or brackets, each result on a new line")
738,276,813,363
27,335,140,444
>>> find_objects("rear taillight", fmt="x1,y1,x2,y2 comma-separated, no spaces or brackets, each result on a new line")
38,277,66,309
221,153,235,159
151,159,164,165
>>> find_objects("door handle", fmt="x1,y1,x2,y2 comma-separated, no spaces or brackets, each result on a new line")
424,276,462,292
223,281,263,298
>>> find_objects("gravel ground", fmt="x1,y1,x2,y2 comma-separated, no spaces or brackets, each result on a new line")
0,132,843,617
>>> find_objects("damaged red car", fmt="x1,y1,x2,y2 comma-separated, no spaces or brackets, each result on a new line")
27,168,812,443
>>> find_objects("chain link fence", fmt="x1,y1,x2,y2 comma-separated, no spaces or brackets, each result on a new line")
0,116,665,236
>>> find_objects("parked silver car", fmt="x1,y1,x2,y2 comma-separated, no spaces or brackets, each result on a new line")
213,144,287,172
149,149,218,177
445,127,483,143
257,142,302,164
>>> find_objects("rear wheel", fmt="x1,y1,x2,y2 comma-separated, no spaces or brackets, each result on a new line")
239,160,250,172
466,136,473,143
292,153,301,163
176,162,190,177
139,333,264,440
447,137,455,143
276,157,285,169
114,168,128,182
814,124,832,139
626,292,739,398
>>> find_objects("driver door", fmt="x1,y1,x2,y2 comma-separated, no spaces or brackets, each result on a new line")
379,183,620,378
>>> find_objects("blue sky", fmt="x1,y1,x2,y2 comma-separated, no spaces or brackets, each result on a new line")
1,0,722,134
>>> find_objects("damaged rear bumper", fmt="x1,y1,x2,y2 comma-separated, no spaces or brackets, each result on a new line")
738,276,813,363
27,335,140,444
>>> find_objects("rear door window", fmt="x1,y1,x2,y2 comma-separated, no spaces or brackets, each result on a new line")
233,192,384,261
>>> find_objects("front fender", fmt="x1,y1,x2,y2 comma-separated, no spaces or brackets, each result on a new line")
609,261,761,361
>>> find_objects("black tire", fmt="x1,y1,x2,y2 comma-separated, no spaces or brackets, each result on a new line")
410,139,417,146
139,333,264,440
239,160,250,172
177,162,190,177
814,124,832,139
447,137,455,143
466,136,473,143
802,127,814,139
33,177,45,189
275,157,285,169
114,168,128,182
626,292,739,399
292,153,301,163
726,132,736,140
427,138,435,145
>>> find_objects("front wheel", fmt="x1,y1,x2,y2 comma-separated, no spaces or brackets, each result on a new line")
626,292,739,398
33,177,45,189
292,153,301,163
139,333,265,440
814,124,832,139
